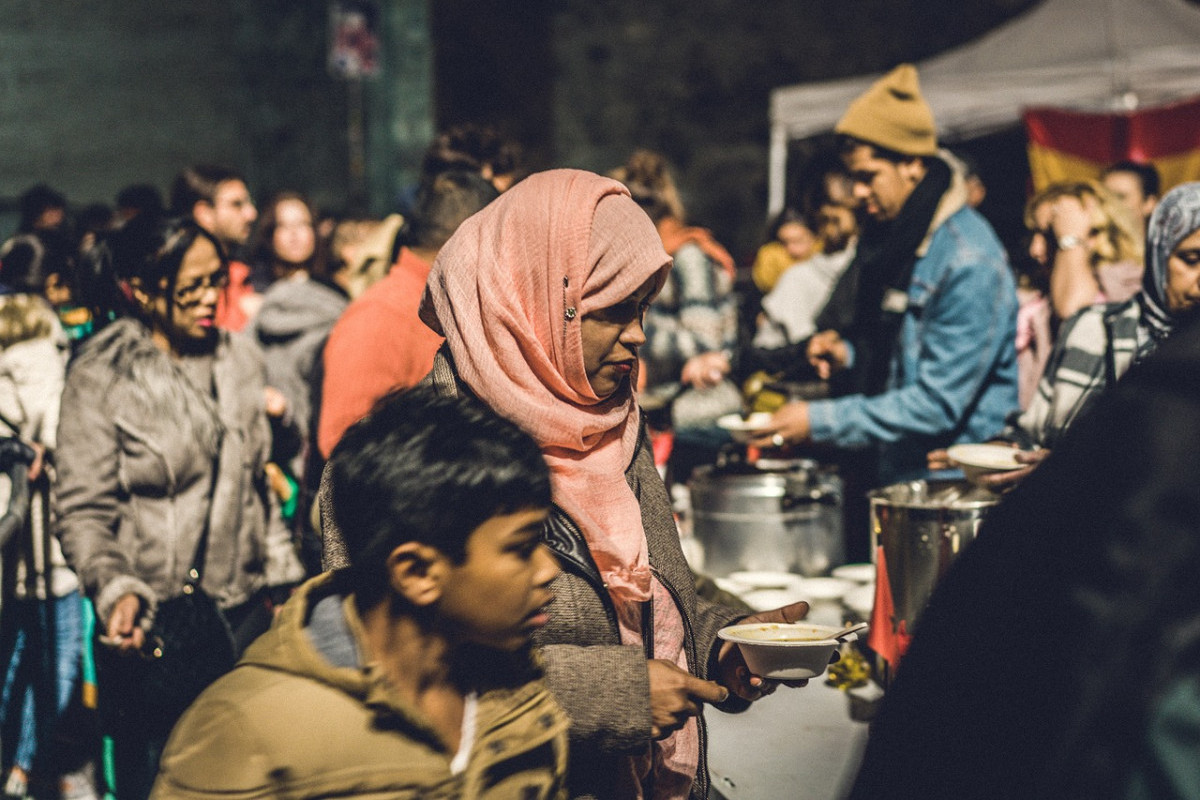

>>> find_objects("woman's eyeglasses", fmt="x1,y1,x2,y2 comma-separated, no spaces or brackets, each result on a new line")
174,269,230,306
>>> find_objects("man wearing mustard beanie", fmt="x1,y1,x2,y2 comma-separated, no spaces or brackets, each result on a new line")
751,64,1019,485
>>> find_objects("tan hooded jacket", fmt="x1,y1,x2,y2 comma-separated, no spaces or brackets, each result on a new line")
152,573,569,800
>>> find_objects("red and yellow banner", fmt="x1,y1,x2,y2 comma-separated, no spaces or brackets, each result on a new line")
1024,95,1200,193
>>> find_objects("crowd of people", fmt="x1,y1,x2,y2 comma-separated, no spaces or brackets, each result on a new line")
0,59,1197,800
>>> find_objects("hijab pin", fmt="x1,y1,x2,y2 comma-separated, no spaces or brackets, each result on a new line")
561,276,576,320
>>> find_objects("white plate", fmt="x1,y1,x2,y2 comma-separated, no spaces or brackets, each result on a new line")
946,443,1023,471
754,457,807,471
713,576,753,596
728,571,804,592
843,584,876,617
797,576,853,600
741,589,802,612
717,412,773,432
717,412,773,442
831,563,876,584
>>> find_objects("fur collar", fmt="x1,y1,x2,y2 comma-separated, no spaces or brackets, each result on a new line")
78,317,224,458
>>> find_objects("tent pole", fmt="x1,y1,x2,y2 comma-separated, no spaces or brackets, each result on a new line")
768,123,787,217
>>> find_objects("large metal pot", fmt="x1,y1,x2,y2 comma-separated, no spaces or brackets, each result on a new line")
689,460,843,578
868,480,998,632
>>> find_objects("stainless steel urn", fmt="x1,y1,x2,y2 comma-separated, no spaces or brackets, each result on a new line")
689,460,843,578
868,480,998,631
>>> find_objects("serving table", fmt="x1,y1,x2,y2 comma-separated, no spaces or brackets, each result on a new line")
706,677,871,800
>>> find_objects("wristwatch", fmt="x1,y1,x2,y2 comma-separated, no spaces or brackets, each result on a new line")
1057,234,1085,250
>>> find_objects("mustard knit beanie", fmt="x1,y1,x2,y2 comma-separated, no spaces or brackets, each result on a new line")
835,64,938,156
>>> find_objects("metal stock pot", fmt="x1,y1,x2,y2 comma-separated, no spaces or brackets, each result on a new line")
868,480,998,631
689,459,843,578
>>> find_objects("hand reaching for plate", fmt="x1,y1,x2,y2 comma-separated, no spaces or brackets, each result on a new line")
932,443,1049,491
974,448,1049,490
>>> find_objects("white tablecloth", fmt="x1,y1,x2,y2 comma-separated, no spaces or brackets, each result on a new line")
706,679,869,800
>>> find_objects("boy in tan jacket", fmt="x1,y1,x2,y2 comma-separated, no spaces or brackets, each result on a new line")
152,387,568,799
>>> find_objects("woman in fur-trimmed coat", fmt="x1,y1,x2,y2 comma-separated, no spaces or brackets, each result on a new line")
55,216,304,800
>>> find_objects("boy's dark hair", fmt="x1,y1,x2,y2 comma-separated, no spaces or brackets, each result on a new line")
76,203,116,237
1101,159,1161,199
169,164,245,217
116,183,166,221
328,386,551,608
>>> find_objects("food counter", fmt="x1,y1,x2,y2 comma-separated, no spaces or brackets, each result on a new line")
707,677,871,800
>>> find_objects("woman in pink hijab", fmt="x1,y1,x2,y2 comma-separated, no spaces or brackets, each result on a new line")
416,169,808,800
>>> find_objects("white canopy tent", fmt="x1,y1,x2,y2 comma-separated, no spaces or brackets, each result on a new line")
768,0,1200,213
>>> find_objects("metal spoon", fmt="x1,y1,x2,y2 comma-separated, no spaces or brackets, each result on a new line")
827,621,869,641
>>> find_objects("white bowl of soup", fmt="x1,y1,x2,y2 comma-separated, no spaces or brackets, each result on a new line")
717,622,855,680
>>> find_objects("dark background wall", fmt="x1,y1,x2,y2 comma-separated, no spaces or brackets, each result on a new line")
0,0,355,232
547,0,1047,259
0,1,247,205
1,0,1153,258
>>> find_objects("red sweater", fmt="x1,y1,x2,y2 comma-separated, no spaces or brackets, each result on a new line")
215,260,257,332
317,248,441,457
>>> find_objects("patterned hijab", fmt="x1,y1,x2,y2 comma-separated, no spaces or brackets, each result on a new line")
421,169,671,603
1141,181,1200,344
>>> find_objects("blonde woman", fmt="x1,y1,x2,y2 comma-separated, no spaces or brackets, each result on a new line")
612,151,741,445
1025,180,1143,320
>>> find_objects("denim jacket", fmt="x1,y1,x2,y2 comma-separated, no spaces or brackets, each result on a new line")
808,203,1019,484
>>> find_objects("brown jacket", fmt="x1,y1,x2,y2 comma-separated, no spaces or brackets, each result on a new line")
152,573,569,799
322,349,747,799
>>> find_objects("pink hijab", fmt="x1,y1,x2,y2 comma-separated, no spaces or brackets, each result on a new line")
421,169,671,603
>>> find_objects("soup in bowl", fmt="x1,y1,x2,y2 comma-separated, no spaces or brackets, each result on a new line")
717,622,857,679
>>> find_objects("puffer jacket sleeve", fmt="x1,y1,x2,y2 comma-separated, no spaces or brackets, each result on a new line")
54,358,156,627
237,335,306,588
264,487,306,587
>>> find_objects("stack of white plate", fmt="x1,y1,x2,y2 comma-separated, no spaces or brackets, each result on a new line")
832,563,877,620
715,571,856,625
716,571,803,612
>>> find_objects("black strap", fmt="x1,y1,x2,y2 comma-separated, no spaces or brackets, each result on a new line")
823,157,953,397
1102,312,1121,390
185,454,221,587
0,406,24,438
186,364,225,587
